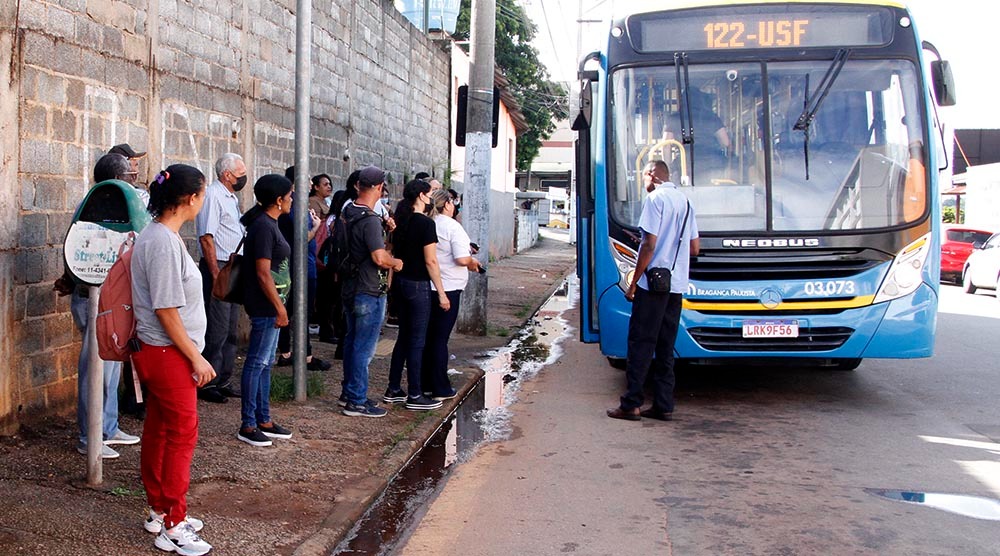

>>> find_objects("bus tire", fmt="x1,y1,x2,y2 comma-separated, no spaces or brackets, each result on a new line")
607,357,626,370
831,358,862,371
962,268,976,294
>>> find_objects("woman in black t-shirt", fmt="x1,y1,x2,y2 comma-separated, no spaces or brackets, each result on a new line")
236,175,294,448
383,179,450,410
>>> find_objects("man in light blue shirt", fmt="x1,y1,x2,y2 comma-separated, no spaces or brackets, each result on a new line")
608,160,699,422
195,153,247,402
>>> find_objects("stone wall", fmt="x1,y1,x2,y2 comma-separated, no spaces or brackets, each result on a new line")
1,0,451,433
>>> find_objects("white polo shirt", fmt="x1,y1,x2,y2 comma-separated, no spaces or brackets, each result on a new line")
196,180,244,260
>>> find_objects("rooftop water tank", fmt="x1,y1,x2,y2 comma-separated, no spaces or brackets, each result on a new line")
397,0,461,34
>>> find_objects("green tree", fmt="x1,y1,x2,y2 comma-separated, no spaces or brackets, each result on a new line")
454,0,568,171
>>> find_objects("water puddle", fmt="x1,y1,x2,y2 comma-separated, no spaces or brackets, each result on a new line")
332,277,576,554
865,488,1000,521
477,277,576,442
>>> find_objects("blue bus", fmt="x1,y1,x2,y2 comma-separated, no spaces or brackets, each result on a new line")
574,1,956,370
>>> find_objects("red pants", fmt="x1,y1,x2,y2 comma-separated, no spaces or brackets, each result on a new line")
132,342,198,529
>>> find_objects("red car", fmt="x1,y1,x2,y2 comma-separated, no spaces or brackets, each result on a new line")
941,225,994,283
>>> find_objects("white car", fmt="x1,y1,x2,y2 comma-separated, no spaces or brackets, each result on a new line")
962,232,1000,295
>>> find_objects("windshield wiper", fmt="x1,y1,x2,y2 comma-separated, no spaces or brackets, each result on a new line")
674,52,696,184
793,48,852,180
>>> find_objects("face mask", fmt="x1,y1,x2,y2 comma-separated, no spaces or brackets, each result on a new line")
325,195,333,207
233,174,248,192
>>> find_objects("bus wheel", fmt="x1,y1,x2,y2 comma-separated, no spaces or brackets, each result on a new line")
830,358,862,371
963,268,977,294
607,357,626,370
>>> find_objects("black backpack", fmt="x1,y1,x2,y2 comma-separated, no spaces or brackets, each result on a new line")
332,206,378,282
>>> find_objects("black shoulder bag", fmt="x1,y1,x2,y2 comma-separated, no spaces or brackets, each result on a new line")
645,201,691,293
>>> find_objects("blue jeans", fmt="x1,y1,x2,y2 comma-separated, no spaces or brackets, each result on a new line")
72,291,122,444
343,293,386,405
389,278,432,398
240,316,281,429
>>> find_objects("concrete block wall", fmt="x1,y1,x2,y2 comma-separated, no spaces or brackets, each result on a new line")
1,0,451,432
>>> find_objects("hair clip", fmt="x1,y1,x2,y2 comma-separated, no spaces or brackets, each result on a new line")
155,171,170,184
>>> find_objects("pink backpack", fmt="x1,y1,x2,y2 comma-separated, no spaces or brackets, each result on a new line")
96,233,138,361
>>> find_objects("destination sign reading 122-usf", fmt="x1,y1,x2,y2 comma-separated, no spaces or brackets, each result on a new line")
632,8,892,52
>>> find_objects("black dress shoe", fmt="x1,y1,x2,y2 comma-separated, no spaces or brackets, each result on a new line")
217,384,241,398
607,407,640,421
307,357,332,371
197,388,228,403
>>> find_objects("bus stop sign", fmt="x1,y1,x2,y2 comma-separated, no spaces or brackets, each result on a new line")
63,179,150,286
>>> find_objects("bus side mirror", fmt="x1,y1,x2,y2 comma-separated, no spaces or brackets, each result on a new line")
931,60,957,107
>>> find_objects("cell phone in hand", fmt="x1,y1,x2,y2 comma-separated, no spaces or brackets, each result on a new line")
478,265,487,274
470,242,480,252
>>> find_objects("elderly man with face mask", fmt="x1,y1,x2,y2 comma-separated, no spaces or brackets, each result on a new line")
194,152,249,403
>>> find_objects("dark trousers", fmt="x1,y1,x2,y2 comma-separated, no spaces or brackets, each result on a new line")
278,276,316,356
389,277,432,398
422,290,462,396
199,258,241,388
622,288,682,412
315,266,345,342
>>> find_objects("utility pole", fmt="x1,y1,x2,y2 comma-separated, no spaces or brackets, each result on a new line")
457,0,496,336
292,0,312,401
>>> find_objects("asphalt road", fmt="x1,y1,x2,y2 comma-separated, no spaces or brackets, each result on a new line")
397,284,1000,555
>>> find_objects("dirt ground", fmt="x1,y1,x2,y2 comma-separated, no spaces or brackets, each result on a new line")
0,230,576,555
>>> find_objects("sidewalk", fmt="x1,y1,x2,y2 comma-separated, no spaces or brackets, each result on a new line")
0,230,576,555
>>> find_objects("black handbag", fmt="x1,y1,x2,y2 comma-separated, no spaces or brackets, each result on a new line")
211,237,245,304
645,202,690,293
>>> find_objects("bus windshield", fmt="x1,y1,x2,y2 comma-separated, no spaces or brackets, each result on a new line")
609,59,926,233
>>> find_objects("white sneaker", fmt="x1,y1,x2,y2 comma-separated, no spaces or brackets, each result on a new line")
154,521,212,555
145,509,204,534
104,430,141,445
76,442,119,459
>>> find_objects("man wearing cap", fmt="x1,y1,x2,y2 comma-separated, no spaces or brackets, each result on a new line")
341,166,404,418
108,143,146,186
55,153,143,458
194,153,248,403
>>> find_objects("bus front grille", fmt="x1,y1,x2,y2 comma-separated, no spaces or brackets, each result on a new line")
690,250,888,281
688,327,854,352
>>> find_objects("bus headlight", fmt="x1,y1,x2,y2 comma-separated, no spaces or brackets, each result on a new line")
874,233,931,304
610,239,638,293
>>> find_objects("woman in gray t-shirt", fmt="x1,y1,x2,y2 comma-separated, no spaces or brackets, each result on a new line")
130,164,214,556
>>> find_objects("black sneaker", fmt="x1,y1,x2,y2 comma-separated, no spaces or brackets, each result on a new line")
307,357,332,371
338,395,380,408
405,395,443,411
382,388,407,404
432,388,458,401
259,422,293,439
236,428,272,447
342,402,387,418
197,388,227,404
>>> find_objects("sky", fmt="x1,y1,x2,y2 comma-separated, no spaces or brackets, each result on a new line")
521,0,999,130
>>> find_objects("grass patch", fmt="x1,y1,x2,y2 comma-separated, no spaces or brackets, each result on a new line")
514,304,534,319
382,410,435,459
270,372,325,402
487,324,511,337
109,486,144,497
